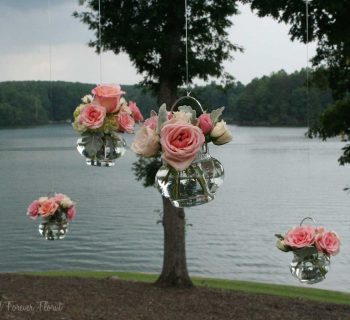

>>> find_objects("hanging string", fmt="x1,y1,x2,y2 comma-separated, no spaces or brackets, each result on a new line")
185,0,190,96
305,0,313,214
47,0,55,194
48,0,52,87
305,0,310,129
98,0,102,84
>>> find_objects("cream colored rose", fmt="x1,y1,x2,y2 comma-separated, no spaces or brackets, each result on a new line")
173,111,192,123
131,125,160,157
117,97,128,112
211,120,232,145
120,104,132,115
60,196,74,209
38,197,49,204
81,94,93,104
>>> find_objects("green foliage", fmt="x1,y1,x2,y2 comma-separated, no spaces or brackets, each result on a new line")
0,81,156,127
242,0,350,101
74,0,242,95
0,91,48,126
309,97,350,165
132,156,162,188
210,107,225,123
232,69,332,126
80,132,104,158
0,72,332,127
157,104,168,131
242,0,349,163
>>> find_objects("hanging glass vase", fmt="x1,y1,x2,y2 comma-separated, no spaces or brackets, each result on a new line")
38,211,69,241
290,246,330,284
155,144,224,208
77,131,126,167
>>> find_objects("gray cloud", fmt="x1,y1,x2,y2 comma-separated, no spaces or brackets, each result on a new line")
0,2,315,85
0,0,90,52
0,0,72,10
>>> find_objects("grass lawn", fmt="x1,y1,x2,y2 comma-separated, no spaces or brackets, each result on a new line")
23,271,350,306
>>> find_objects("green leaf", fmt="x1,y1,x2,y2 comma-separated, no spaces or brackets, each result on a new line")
150,110,157,117
274,234,284,240
294,246,318,259
104,134,114,150
210,107,225,124
276,239,291,252
81,132,104,159
157,104,168,133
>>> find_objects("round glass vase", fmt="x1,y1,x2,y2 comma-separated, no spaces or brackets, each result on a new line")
77,131,126,167
290,246,330,284
38,211,69,240
155,144,224,208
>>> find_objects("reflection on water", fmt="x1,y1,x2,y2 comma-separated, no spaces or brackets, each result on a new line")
0,124,349,292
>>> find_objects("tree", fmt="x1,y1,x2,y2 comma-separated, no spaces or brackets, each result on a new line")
74,0,241,287
309,97,350,165
241,0,350,162
241,0,349,100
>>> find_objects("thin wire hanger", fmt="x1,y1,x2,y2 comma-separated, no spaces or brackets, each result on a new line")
305,0,310,129
47,0,55,195
98,0,102,84
185,0,190,96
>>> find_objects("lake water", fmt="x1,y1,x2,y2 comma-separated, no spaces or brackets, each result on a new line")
0,125,349,293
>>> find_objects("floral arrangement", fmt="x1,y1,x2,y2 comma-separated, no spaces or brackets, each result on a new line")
275,223,341,283
131,104,232,170
27,194,76,221
73,84,143,165
27,194,76,240
275,225,341,256
131,102,231,207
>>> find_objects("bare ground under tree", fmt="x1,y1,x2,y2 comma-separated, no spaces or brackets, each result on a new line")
0,274,349,320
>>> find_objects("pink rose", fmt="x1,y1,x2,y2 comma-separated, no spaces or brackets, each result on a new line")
38,198,59,218
78,104,106,129
160,121,205,171
198,113,214,135
92,84,125,113
131,125,160,157
129,101,144,122
285,226,315,248
316,231,340,256
27,200,40,220
117,112,135,133
54,193,65,203
144,115,158,130
67,206,76,220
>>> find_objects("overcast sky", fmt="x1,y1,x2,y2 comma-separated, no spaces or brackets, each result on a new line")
0,0,316,85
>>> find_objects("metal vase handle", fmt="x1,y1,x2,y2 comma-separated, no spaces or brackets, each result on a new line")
170,95,205,114
300,217,317,227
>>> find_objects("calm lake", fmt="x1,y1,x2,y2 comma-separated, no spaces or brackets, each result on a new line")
0,124,349,292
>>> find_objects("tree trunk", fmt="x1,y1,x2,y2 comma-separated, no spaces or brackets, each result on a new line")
156,31,193,287
155,197,193,288
154,1,193,288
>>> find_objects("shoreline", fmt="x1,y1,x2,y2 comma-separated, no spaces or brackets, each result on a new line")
17,271,350,305
1,272,349,320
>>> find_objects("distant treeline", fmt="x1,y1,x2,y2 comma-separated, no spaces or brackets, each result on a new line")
0,69,333,127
